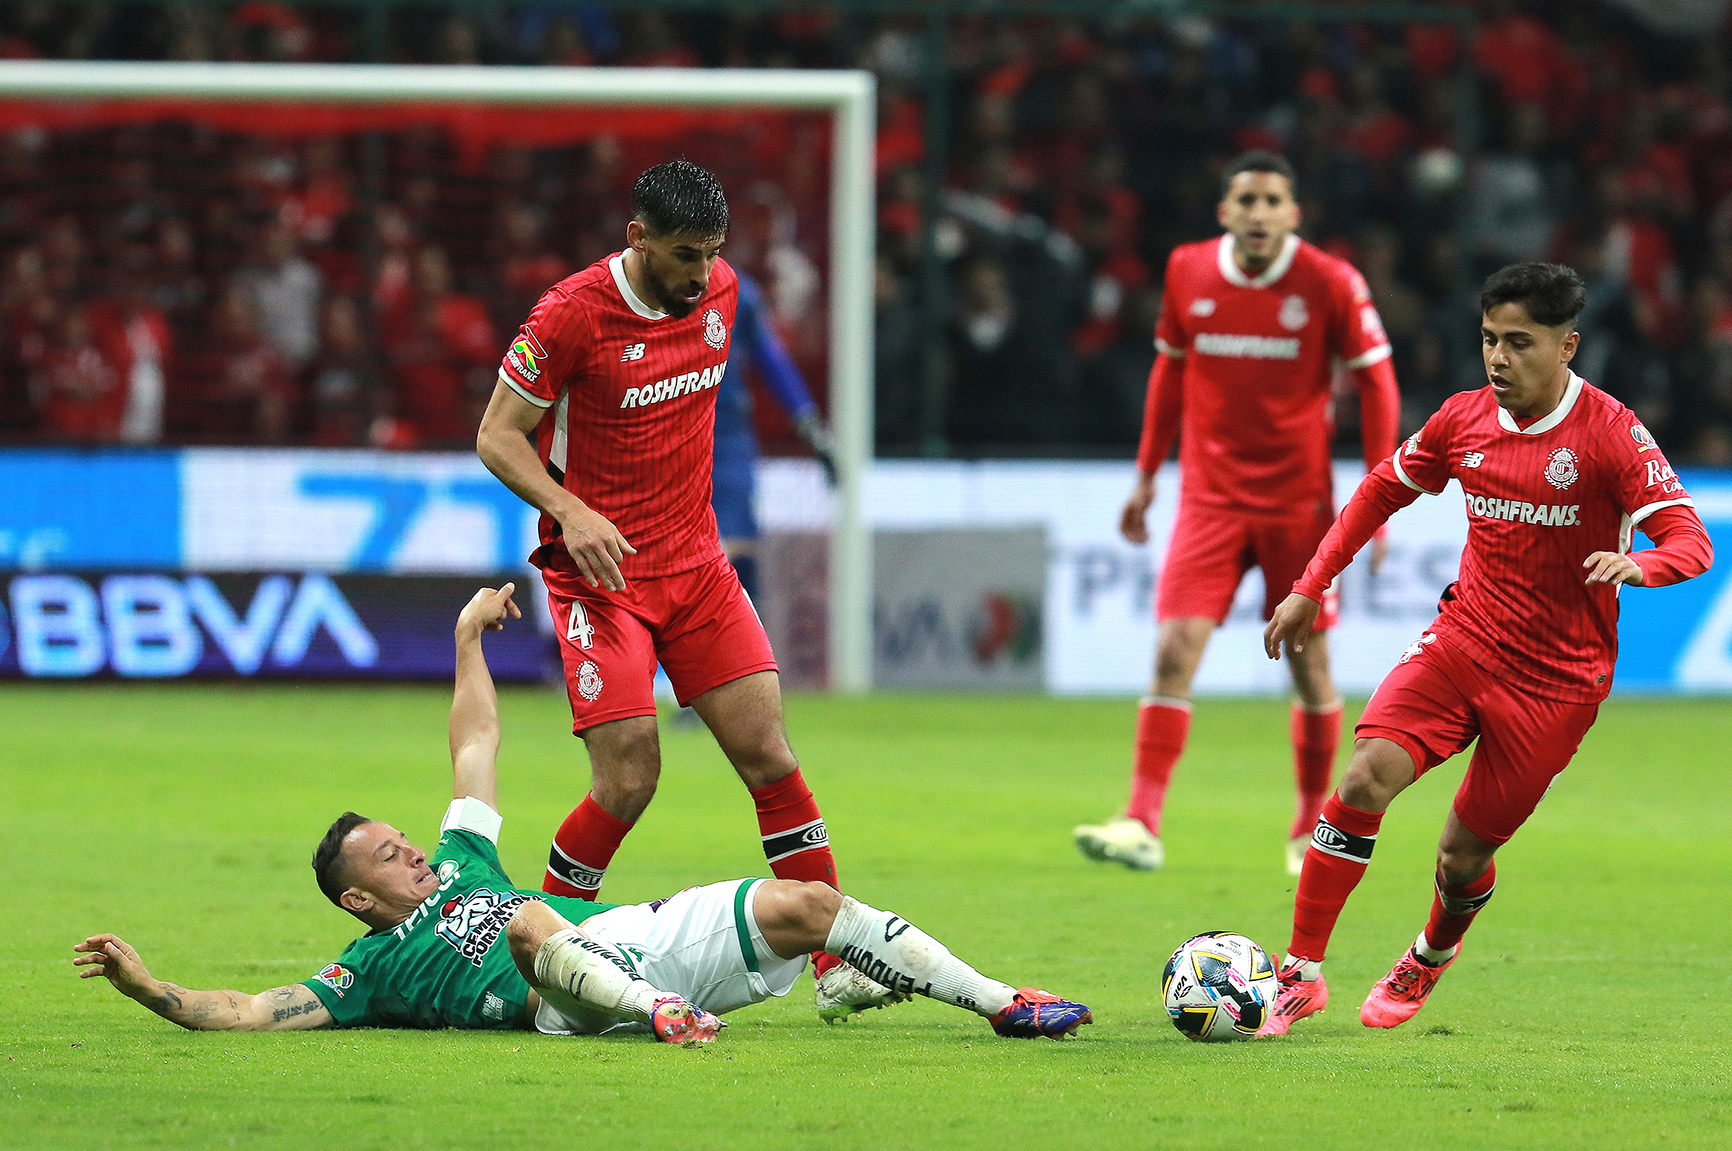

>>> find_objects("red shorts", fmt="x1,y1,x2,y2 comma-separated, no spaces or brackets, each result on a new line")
1357,631,1600,845
546,556,778,733
1156,502,1339,629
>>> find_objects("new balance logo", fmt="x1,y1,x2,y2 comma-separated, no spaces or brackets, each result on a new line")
1462,452,1485,468
620,343,646,362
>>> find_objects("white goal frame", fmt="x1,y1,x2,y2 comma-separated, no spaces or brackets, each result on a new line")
0,60,876,691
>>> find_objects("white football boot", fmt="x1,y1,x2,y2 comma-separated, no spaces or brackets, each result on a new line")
815,961,910,1023
1073,816,1163,871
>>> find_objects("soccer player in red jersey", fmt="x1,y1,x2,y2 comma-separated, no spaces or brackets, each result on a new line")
474,161,894,1021
1258,263,1713,1034
1075,152,1402,875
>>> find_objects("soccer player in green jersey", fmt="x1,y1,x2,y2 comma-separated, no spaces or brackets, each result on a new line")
75,585,1091,1043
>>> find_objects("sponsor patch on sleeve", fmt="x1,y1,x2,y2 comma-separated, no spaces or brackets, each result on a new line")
314,963,354,998
505,328,549,384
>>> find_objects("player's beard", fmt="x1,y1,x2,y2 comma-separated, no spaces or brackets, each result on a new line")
641,253,705,319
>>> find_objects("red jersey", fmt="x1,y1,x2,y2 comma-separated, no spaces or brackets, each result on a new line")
1300,374,1698,703
1145,234,1394,517
498,253,738,583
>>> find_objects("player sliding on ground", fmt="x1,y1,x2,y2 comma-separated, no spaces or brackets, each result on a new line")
1258,263,1712,1035
74,585,1091,1045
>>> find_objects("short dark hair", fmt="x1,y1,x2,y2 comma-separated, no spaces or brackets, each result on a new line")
632,160,729,239
1479,262,1587,328
1221,150,1298,198
313,812,373,908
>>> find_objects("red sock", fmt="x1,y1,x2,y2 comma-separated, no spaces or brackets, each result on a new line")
752,769,843,977
1289,793,1383,961
1289,702,1342,839
1424,861,1497,953
751,768,837,889
542,794,632,899
1126,698,1190,836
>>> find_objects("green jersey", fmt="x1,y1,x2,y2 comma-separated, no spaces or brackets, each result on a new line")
303,801,617,1029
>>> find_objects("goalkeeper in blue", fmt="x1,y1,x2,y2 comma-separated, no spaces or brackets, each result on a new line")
74,584,1090,1045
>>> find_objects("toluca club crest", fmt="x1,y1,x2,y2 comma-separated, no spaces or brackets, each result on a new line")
1545,446,1579,490
1278,294,1310,331
576,659,604,702
702,308,728,349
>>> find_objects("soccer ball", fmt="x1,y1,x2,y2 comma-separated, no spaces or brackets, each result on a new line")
1161,931,1278,1041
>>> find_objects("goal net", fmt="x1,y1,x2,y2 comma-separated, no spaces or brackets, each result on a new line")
0,61,874,689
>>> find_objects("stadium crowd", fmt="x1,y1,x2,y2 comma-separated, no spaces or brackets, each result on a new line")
0,0,1729,463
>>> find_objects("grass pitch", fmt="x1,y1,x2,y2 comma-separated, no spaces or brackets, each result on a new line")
3,684,1728,1150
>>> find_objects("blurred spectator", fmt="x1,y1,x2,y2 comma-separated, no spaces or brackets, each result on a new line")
1467,102,1558,273
946,255,1072,450
310,295,375,446
29,303,127,442
873,254,921,453
236,218,321,373
89,248,172,445
1075,284,1159,448
383,246,496,444
1669,275,1732,462
181,287,294,441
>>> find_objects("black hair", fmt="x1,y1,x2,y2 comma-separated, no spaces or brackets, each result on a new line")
631,159,729,239
312,812,373,908
1221,150,1298,198
1479,262,1587,328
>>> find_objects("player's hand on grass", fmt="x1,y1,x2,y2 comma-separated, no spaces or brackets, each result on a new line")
1119,474,1157,544
1583,551,1644,587
457,583,521,640
560,505,637,591
73,934,156,1001
1264,592,1322,658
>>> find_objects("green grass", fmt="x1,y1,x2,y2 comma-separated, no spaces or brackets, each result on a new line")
3,684,1728,1150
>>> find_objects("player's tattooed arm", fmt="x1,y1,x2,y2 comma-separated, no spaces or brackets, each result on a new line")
74,934,334,1031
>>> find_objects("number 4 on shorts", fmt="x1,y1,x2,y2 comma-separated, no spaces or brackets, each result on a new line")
567,602,596,649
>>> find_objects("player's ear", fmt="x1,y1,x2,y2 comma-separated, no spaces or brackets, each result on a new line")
339,888,370,915
1215,197,1230,229
625,219,647,252
1560,328,1580,363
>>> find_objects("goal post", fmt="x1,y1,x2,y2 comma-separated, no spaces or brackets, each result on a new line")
0,59,876,691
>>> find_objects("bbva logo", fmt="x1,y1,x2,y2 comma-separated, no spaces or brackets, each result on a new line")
0,573,376,678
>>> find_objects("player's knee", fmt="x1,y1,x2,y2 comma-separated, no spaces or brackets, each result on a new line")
1339,739,1412,812
1435,842,1494,886
757,880,840,939
733,735,799,788
506,902,568,982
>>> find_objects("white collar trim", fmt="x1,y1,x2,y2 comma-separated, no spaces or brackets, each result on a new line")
1217,232,1299,288
1497,370,1583,434
610,253,667,321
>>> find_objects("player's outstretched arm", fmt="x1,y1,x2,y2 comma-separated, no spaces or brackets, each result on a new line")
73,934,332,1031
450,583,520,809
1264,593,1323,659
476,380,636,591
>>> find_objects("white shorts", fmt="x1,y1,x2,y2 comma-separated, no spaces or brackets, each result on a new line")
534,878,807,1036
